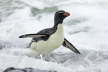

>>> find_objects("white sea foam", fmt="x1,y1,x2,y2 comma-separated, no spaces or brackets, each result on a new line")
0,0,108,72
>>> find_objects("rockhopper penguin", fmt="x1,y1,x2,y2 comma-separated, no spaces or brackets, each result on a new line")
19,10,80,57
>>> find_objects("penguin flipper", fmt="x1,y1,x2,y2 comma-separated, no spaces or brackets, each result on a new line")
19,34,48,38
62,38,80,54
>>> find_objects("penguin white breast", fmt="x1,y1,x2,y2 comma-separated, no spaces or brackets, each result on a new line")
31,24,64,55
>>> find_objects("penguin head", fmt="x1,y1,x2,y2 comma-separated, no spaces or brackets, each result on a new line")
55,10,70,17
54,10,70,25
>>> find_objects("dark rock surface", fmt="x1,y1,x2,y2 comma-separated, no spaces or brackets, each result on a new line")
3,67,57,72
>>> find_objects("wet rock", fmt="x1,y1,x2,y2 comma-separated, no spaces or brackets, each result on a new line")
3,67,57,72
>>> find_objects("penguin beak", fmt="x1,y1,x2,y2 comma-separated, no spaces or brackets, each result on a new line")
63,12,70,16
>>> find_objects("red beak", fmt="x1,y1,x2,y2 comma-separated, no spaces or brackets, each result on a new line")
63,12,70,16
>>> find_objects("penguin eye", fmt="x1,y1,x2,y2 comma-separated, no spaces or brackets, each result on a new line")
56,10,65,14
